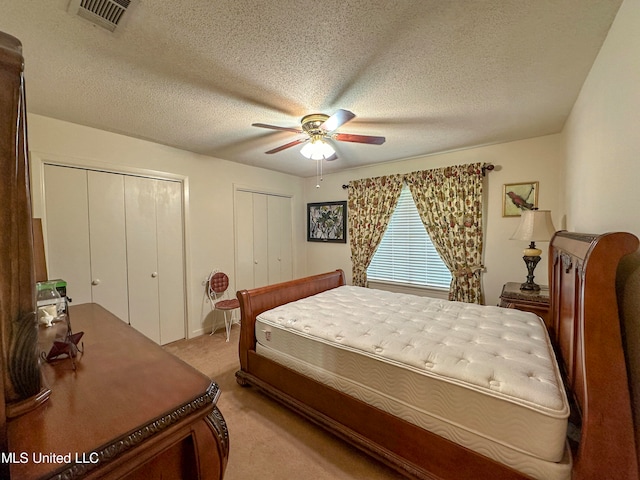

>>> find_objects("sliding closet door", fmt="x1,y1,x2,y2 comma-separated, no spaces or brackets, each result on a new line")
125,176,161,343
87,171,129,323
252,193,269,288
235,190,255,292
156,180,186,344
235,189,293,291
125,176,185,345
267,195,293,284
45,166,185,344
44,165,92,304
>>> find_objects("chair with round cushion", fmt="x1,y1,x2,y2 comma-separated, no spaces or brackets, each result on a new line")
207,271,240,341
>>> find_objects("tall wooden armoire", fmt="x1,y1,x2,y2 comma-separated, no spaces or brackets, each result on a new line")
0,31,52,479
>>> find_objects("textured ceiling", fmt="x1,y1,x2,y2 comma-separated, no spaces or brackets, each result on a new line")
0,0,623,177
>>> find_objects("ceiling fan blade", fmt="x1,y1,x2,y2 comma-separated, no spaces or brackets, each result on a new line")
265,137,308,154
252,123,303,134
333,132,386,145
320,109,356,132
325,153,339,161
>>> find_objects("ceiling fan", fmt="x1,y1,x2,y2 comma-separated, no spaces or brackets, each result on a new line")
252,109,385,160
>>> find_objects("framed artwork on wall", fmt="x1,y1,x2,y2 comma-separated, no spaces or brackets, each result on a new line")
503,181,539,217
307,201,347,243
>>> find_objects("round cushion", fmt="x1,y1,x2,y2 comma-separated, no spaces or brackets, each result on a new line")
209,272,230,294
215,299,239,311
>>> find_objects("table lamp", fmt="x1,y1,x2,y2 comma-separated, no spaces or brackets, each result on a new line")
510,209,556,291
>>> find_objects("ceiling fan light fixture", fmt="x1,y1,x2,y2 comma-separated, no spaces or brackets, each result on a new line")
300,138,335,160
253,109,385,160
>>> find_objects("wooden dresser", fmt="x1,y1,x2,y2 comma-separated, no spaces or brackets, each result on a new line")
8,304,229,480
1,31,228,479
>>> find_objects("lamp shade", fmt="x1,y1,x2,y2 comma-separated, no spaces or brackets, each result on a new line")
300,139,335,160
510,210,556,242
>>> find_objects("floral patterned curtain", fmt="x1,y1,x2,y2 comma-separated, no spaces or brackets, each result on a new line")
348,175,403,286
405,163,486,303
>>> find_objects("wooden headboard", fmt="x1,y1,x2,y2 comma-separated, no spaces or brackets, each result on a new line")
549,231,639,478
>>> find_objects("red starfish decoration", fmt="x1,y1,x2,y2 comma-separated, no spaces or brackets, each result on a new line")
43,298,84,369
46,331,83,361
46,330,84,369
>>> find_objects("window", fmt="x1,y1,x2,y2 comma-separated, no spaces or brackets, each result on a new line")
367,185,452,289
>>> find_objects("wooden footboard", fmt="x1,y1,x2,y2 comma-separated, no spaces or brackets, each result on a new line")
237,351,528,480
236,233,640,480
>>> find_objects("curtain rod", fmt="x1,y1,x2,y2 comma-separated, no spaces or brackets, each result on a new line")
342,163,495,189
481,164,495,176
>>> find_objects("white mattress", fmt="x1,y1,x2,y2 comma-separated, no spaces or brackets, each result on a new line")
255,285,571,480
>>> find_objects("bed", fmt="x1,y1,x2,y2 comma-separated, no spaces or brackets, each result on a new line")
235,231,639,480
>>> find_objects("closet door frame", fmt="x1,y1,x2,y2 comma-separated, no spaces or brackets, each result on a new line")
30,151,191,338
233,184,295,291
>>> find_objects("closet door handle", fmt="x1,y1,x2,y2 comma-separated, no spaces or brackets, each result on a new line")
91,279,100,286
151,272,158,278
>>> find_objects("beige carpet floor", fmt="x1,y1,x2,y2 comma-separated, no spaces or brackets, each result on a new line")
164,325,406,480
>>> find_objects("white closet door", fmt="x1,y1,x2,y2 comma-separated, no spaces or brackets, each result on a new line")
156,179,185,344
44,165,92,304
125,176,161,344
267,195,293,284
235,190,294,291
252,193,269,288
235,190,255,291
87,171,129,322
279,196,293,282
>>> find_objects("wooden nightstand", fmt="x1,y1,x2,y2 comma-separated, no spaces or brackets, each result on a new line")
499,282,551,331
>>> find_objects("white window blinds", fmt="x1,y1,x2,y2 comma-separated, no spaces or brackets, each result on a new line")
367,185,452,289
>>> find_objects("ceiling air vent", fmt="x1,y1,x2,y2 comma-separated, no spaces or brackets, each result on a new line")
68,0,132,32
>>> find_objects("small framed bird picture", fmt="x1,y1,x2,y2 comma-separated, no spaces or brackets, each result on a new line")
503,182,539,217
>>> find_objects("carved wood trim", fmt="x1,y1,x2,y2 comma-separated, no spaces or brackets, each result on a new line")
561,252,573,274
46,382,221,480
206,406,230,463
555,231,599,243
207,407,229,456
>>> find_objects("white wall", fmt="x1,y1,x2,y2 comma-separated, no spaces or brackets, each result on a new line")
562,0,639,236
304,134,564,306
560,0,640,449
27,114,307,338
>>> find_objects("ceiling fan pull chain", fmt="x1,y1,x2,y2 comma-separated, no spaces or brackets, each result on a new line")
316,158,321,188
